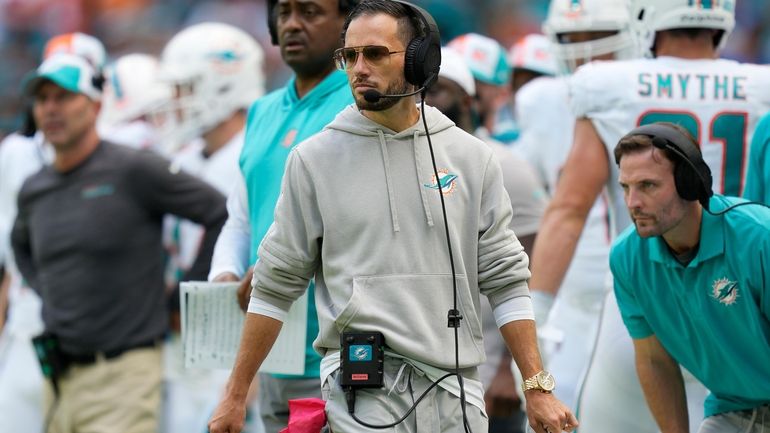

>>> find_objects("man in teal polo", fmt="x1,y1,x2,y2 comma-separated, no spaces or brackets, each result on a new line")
208,0,359,431
610,122,770,433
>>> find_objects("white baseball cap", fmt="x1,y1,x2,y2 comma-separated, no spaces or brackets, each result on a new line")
438,47,476,97
508,34,557,76
447,33,511,86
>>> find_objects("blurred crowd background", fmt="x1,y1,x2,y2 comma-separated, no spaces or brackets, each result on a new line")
0,0,769,138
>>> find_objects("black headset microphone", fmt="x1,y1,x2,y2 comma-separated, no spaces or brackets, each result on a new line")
341,2,475,433
361,77,434,103
622,123,770,215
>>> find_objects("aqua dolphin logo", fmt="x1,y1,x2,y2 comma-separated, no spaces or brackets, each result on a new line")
424,169,459,195
349,345,372,362
711,277,739,305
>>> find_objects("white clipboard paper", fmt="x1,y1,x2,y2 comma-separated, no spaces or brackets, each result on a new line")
180,281,307,375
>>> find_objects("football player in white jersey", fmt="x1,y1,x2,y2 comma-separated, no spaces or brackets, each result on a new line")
513,0,638,411
528,0,770,432
154,22,266,433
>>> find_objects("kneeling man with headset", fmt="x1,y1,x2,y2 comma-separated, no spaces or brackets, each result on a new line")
611,122,770,433
208,1,576,432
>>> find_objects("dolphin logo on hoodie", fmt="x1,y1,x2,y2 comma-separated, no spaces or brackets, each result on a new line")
424,169,458,195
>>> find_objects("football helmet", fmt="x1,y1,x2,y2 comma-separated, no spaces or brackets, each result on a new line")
629,0,735,55
543,0,638,72
156,22,265,151
99,54,171,129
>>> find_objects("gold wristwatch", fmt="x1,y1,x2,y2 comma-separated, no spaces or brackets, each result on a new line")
521,370,556,393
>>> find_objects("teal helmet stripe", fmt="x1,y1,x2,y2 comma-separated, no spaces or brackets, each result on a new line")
110,68,124,100
570,0,582,10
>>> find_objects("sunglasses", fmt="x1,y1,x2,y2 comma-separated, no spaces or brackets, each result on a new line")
333,45,406,71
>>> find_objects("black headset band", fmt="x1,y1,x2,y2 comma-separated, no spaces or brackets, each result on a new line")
624,124,710,177
392,1,440,49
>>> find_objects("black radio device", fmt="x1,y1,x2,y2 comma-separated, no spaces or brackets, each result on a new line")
340,331,385,388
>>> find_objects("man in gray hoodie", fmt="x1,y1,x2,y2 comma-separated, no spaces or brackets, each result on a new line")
209,1,576,432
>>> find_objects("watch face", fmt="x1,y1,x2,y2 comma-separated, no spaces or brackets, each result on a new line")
538,371,556,391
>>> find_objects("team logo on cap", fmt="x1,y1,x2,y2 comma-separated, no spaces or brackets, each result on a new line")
424,169,458,196
711,277,739,306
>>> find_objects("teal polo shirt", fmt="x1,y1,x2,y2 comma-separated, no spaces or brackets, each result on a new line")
241,70,353,379
744,111,770,204
611,195,770,417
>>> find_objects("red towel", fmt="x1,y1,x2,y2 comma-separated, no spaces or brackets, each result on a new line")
278,398,327,433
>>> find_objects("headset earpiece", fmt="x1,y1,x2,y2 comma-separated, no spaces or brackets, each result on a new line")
624,123,713,210
403,36,424,86
394,1,441,89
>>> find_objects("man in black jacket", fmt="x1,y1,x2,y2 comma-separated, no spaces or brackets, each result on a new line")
11,53,227,433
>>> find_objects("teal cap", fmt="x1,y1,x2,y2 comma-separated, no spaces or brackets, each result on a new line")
25,53,101,100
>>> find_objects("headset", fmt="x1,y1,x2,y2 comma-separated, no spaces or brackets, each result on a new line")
621,123,770,215
361,0,442,102
621,123,713,210
267,0,359,45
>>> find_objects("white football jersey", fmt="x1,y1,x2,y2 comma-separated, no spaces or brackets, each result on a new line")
516,76,610,261
570,57,770,235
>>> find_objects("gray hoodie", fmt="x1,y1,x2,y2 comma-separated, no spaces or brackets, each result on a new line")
252,104,530,370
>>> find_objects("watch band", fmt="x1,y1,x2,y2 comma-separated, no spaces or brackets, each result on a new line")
521,370,554,393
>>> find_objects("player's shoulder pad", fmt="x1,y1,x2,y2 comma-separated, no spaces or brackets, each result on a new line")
569,59,641,118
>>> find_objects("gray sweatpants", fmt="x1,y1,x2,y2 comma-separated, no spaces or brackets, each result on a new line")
323,358,487,433
698,405,770,433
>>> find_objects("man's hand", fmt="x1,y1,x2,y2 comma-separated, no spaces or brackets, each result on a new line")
213,272,240,283
208,394,248,433
525,391,578,433
213,269,253,312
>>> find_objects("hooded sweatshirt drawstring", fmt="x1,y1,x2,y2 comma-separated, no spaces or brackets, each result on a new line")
377,129,400,232
412,130,435,227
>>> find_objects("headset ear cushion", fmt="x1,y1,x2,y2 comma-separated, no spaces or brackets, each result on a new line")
673,160,700,202
404,37,424,86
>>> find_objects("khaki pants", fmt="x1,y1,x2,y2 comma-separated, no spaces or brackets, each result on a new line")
45,346,162,433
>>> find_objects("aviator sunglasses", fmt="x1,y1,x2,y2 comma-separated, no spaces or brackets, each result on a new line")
333,45,406,70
